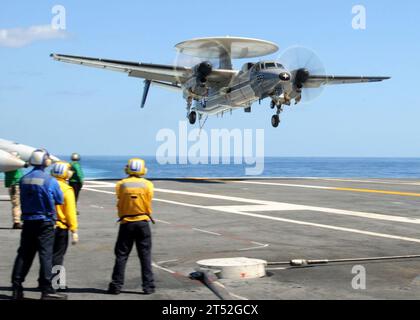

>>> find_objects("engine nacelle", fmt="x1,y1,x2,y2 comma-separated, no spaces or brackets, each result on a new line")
183,61,213,98
294,68,310,89
193,61,213,83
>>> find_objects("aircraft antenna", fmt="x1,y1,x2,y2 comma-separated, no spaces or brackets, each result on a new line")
198,114,209,137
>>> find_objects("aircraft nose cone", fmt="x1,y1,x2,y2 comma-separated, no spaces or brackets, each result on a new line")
279,72,291,81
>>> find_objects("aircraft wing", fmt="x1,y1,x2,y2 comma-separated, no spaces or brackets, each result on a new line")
51,53,236,86
304,75,391,88
51,53,193,83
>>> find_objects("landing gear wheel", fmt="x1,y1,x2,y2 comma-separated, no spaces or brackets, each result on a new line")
271,115,280,128
188,111,197,125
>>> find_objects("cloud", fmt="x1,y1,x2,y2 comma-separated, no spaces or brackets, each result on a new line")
0,25,67,48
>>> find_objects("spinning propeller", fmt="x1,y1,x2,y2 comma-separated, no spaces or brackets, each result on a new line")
277,46,326,103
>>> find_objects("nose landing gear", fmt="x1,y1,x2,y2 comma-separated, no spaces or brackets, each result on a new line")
186,97,197,125
270,102,283,128
188,111,197,125
271,114,280,127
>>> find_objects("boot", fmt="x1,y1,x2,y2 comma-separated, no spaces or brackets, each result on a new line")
107,283,121,295
41,291,68,300
143,288,155,295
12,286,24,300
12,223,23,230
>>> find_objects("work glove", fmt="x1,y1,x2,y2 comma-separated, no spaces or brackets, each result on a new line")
71,232,79,245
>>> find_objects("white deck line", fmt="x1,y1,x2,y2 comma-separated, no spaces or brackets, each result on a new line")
151,261,177,274
192,228,222,236
84,187,420,245
83,178,420,187
231,180,333,190
152,188,420,225
238,243,269,251
231,179,420,191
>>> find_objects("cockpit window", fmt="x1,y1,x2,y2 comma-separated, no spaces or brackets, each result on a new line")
241,62,255,72
276,63,284,68
265,62,276,69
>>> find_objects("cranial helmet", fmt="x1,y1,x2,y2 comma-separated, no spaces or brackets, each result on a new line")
125,158,147,177
29,149,52,167
51,161,74,180
71,153,81,161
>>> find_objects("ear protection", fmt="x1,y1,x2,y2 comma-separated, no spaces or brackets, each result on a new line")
41,149,53,167
45,158,52,167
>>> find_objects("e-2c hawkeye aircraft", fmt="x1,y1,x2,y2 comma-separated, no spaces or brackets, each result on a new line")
51,37,390,128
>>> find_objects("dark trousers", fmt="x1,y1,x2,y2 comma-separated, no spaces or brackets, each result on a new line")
110,221,154,290
11,220,55,293
52,228,69,275
69,182,82,202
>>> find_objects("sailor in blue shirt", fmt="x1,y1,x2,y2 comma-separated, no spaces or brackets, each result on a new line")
19,164,63,220
11,149,67,300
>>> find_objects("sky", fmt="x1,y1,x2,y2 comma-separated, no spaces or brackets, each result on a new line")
0,0,419,157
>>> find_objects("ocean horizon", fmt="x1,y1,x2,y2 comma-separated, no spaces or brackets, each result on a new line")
49,156,420,180
1,156,419,180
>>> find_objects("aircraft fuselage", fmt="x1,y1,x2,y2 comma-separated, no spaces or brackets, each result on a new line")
190,61,293,115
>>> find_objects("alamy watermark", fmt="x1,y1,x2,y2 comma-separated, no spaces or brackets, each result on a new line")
352,4,366,30
51,5,66,30
156,121,265,176
351,265,366,290
52,265,66,290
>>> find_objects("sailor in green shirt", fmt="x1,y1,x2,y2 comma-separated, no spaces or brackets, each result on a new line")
69,153,84,214
4,152,24,229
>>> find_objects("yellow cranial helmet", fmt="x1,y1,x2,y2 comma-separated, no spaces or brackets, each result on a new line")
125,158,147,176
51,161,73,180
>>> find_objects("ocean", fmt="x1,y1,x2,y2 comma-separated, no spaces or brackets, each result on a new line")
1,157,419,180
50,156,420,180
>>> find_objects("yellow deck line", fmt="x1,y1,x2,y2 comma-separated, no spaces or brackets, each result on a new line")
333,187,420,197
229,180,420,198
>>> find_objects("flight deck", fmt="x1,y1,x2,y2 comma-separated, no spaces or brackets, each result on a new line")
1,177,420,300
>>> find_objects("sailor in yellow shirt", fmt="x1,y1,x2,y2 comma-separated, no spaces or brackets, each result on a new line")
50,162,79,291
108,158,155,295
